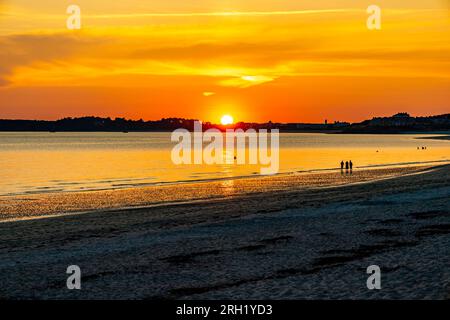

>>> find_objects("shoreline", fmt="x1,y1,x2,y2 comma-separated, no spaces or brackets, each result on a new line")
3,159,450,199
0,163,442,222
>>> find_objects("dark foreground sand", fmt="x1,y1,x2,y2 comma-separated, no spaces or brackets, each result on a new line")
0,165,450,299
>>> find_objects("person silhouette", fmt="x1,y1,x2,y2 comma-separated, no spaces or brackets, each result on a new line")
340,161,344,171
345,161,349,172
350,160,353,171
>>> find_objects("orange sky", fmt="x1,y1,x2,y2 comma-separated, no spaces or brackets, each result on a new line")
0,0,449,123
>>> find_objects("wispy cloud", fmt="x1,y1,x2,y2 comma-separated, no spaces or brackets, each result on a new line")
220,75,276,88
85,8,356,19
1,5,449,88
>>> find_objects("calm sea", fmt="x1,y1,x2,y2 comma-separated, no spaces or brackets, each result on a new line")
0,132,449,196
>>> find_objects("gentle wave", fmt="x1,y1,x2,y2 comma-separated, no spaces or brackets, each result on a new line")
2,159,449,197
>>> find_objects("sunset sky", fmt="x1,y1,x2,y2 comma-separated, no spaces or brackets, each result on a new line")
0,0,449,123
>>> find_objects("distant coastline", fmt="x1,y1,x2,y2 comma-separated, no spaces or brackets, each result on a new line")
0,112,449,133
417,135,450,141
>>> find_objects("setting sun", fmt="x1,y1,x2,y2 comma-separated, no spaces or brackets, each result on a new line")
220,115,234,126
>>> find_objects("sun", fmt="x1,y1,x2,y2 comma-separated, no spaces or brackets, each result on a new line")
220,114,234,125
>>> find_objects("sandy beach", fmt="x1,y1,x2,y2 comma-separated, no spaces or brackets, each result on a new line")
1,164,450,299
0,165,441,221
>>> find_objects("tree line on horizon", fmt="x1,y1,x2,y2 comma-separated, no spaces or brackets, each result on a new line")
0,113,449,133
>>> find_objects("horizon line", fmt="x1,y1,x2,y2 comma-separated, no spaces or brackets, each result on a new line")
1,112,449,126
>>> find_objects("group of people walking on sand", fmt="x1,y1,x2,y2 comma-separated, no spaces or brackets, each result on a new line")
340,160,353,172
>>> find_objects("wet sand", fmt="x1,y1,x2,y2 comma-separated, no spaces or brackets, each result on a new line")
0,165,436,221
0,165,450,299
